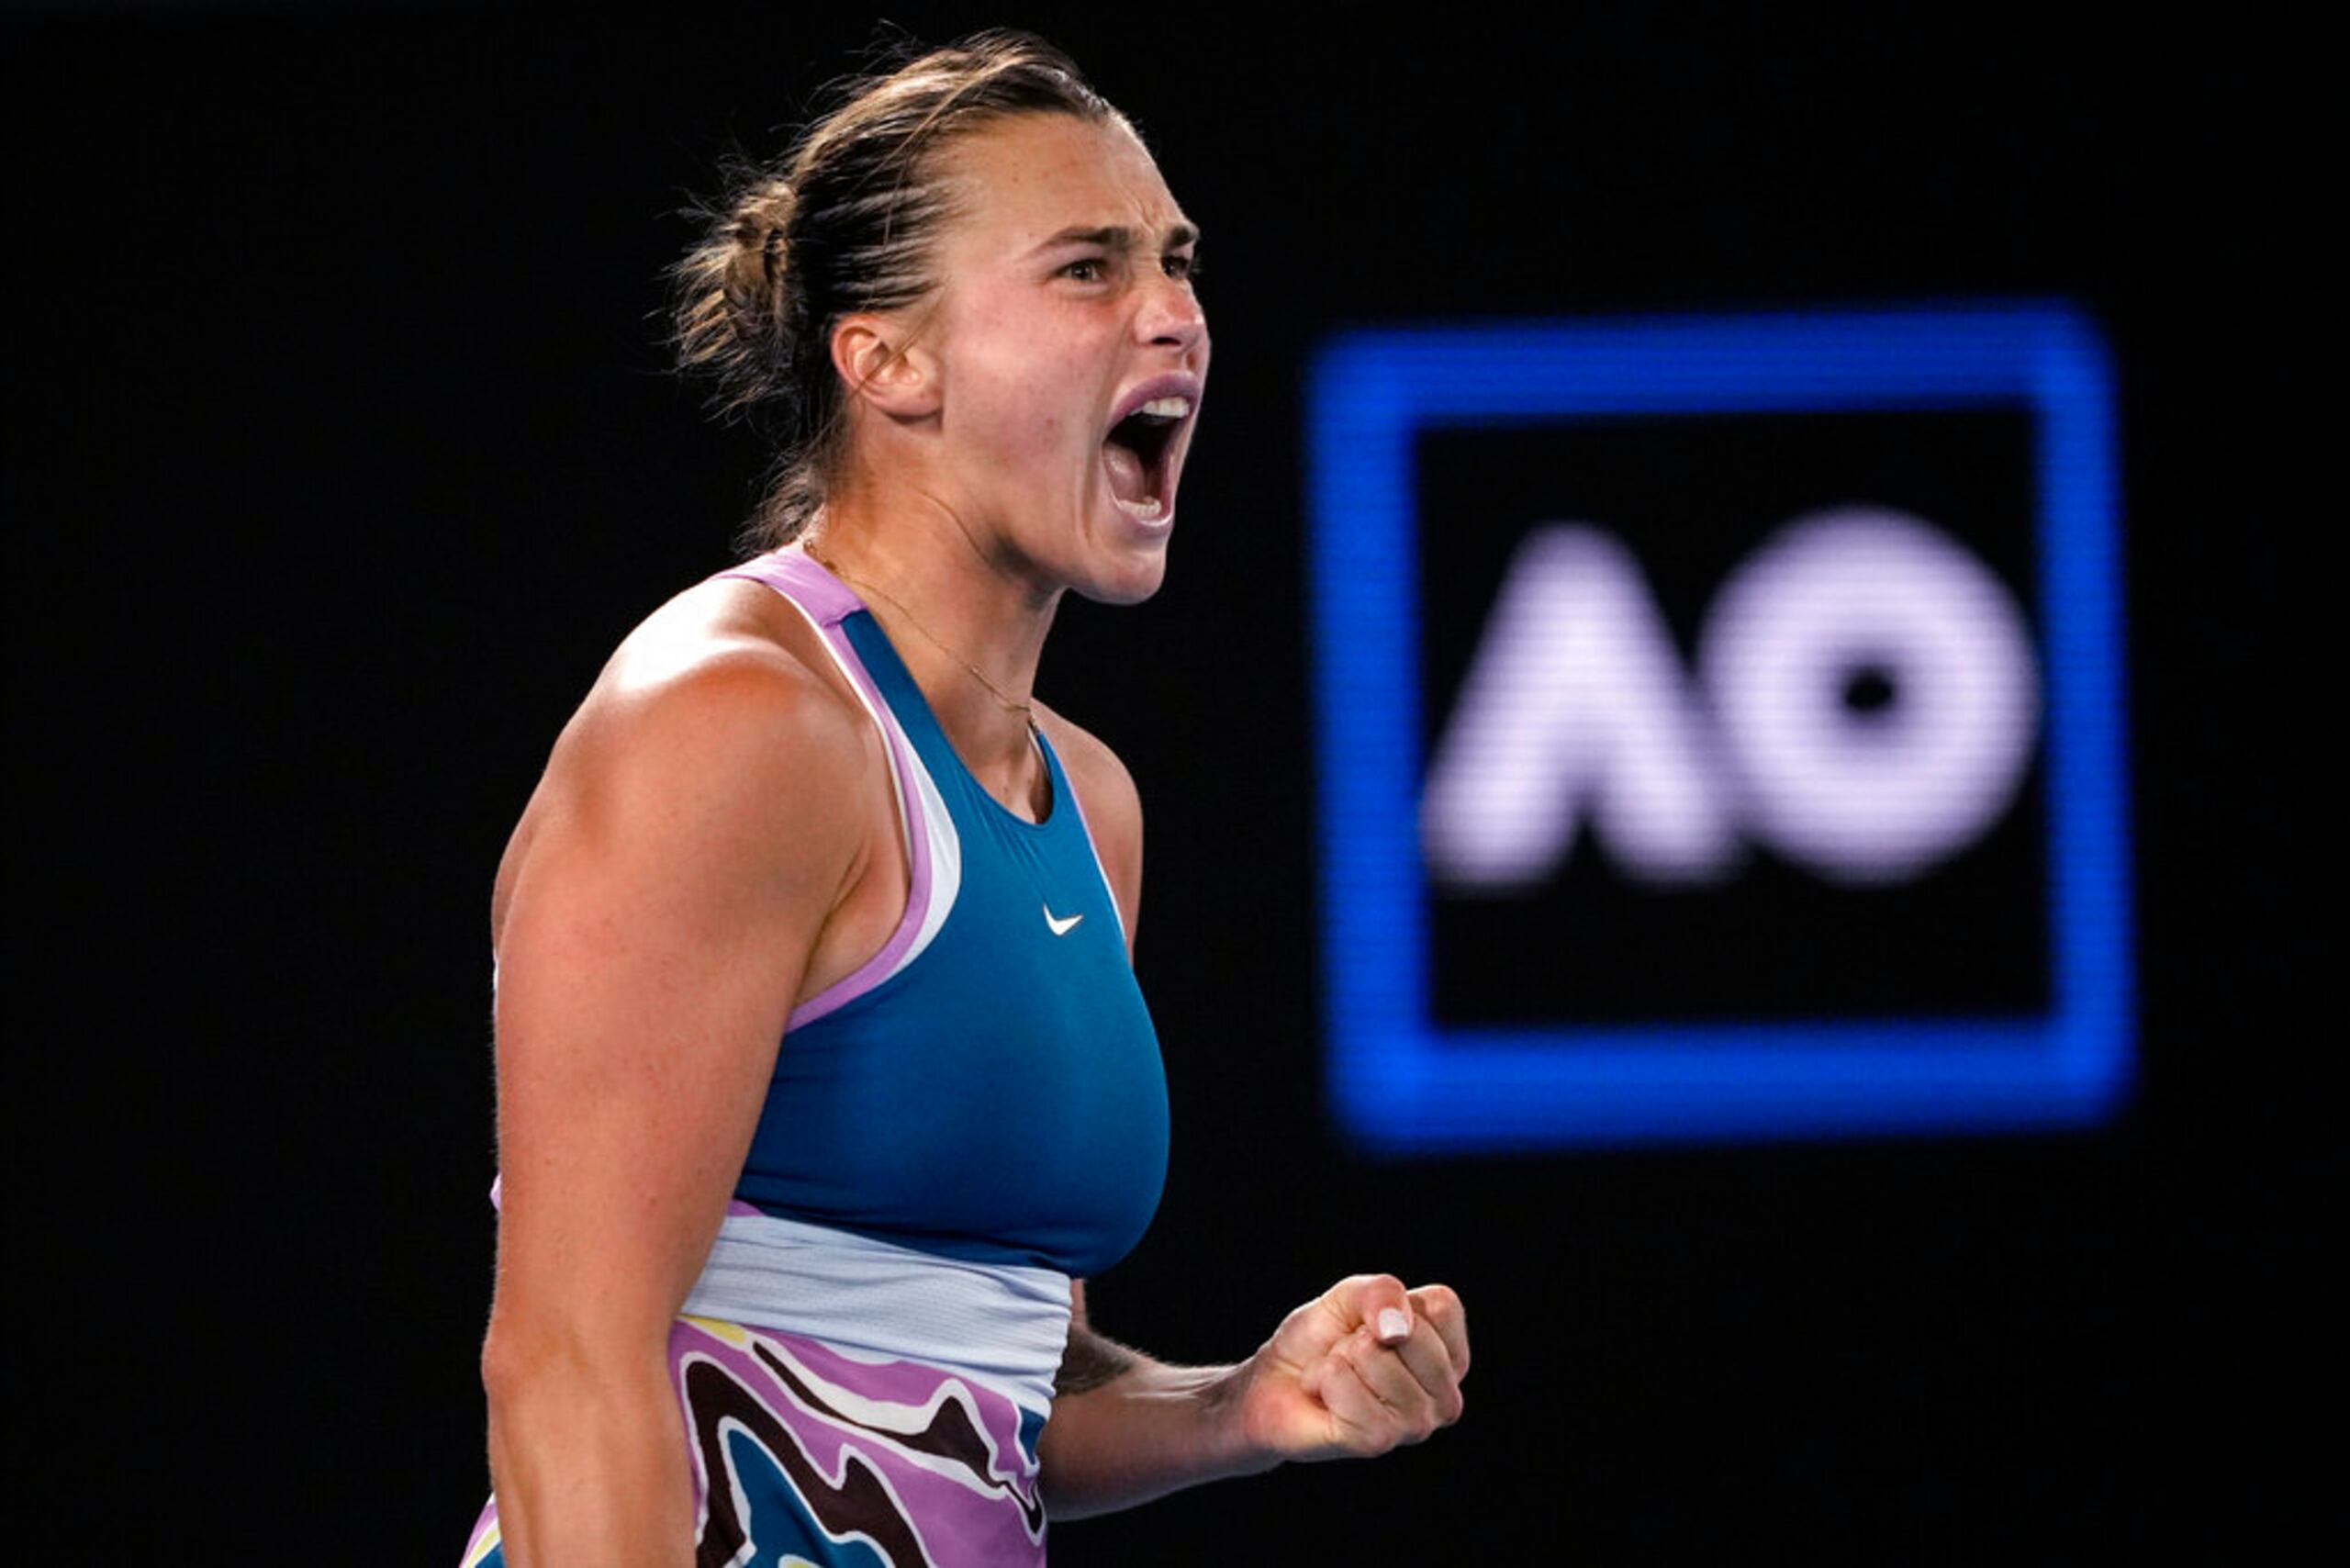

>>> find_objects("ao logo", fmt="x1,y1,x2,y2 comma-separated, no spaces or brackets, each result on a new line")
1307,305,2134,1151
1423,508,2039,889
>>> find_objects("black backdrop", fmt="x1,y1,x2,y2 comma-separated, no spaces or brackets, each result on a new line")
9,4,2318,1560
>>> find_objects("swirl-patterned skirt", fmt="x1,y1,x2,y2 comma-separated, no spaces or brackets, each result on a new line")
459,1314,1051,1568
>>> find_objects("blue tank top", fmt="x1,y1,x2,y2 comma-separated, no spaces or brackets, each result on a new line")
719,547,1169,1279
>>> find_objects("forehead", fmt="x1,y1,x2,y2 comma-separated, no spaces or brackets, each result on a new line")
934,113,1189,253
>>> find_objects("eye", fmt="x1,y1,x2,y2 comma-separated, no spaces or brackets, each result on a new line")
1059,256,1108,283
1162,252,1201,282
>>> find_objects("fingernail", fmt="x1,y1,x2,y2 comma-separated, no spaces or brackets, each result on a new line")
1376,1307,1411,1342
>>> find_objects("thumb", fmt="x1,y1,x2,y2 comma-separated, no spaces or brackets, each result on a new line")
1334,1272,1415,1347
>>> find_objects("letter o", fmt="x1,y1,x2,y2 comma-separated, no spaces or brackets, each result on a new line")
1698,508,2040,883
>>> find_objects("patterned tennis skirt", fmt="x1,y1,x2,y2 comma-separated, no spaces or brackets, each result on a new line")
460,1206,1073,1567
459,1313,1050,1568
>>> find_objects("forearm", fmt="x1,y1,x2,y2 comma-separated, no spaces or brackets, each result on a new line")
484,1337,696,1568
1036,1327,1280,1519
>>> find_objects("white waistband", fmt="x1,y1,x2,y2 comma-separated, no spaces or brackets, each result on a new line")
678,1210,1074,1416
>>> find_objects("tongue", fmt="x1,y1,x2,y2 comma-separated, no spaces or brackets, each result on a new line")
1102,441,1151,505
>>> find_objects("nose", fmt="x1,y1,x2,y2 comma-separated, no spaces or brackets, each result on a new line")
1136,269,1207,359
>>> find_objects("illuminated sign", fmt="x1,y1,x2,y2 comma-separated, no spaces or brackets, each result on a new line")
1307,304,2133,1150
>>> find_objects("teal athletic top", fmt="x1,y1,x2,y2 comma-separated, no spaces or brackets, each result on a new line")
718,546,1169,1279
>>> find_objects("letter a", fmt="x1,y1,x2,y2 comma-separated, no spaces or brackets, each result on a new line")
1423,525,1739,888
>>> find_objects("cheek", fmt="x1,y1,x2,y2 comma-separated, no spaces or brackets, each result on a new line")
972,362,1094,462
937,299,1106,469
983,400,1082,469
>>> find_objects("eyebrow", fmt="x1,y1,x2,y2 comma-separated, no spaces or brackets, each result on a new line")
1032,221,1200,255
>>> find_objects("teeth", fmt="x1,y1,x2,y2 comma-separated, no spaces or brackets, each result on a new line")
1136,396,1192,420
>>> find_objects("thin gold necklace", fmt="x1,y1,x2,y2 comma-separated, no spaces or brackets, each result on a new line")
807,544,1035,723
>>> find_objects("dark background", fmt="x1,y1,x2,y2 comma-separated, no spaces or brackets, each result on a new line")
8,3,2318,1560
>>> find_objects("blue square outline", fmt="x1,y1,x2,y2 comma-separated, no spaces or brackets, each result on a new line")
1306,302,2134,1150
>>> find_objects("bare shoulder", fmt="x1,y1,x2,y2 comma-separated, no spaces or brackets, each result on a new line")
579,577,864,756
493,577,879,940
1034,702,1143,940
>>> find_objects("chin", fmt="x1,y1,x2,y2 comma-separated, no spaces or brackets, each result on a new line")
1072,549,1171,608
1067,487,1178,605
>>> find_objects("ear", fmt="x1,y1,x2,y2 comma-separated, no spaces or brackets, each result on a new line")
831,315,940,420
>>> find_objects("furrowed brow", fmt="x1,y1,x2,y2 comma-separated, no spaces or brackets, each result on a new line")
1032,223,1201,255
1034,225,1133,255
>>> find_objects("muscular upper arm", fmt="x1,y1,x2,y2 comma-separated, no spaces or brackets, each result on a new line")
1035,706,1143,955
487,633,875,1355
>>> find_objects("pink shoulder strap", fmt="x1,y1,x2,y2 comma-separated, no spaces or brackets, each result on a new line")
718,544,867,625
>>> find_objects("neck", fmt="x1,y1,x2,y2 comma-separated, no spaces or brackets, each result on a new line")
804,501,1059,801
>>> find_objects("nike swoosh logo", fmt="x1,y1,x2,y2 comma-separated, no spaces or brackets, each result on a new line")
1043,903,1084,937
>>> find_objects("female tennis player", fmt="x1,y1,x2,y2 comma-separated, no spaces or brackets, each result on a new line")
464,32,1467,1567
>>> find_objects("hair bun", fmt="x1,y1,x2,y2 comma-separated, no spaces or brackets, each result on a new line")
674,174,800,428
731,178,798,298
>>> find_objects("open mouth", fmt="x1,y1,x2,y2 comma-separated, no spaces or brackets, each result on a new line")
1101,393,1192,521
